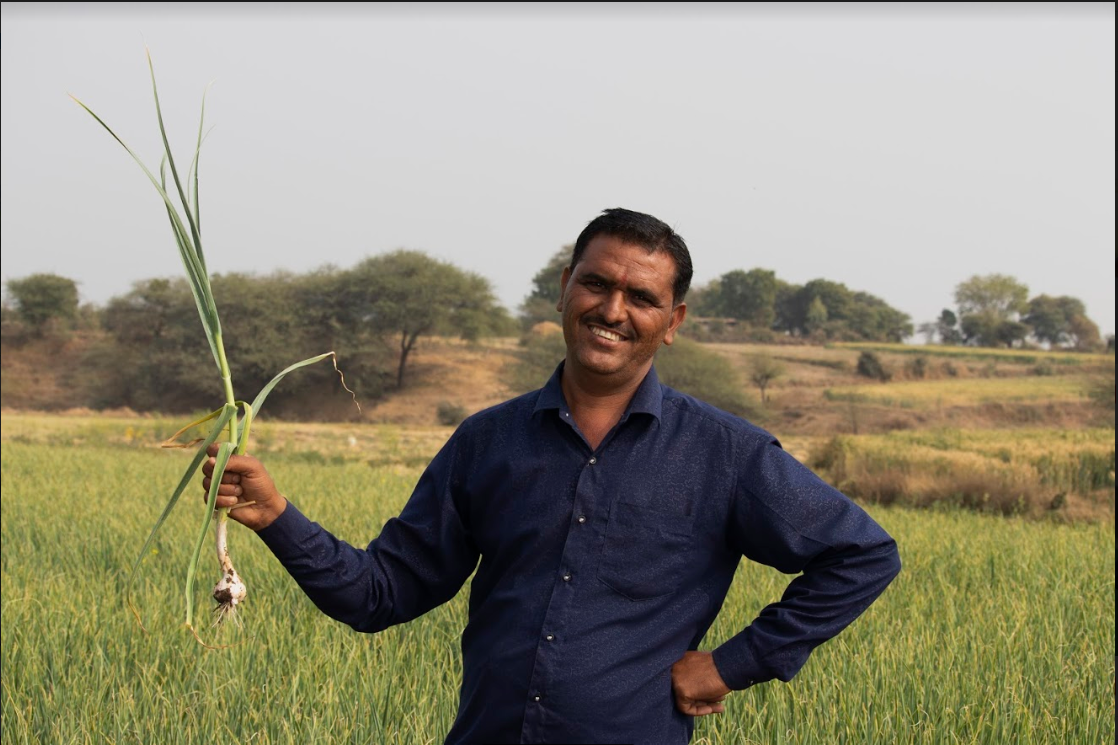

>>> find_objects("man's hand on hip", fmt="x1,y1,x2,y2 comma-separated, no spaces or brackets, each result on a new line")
671,650,731,716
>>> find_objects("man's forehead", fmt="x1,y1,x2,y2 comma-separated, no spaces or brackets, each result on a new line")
577,236,677,283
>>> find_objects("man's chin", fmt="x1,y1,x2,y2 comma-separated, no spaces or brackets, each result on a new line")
570,350,644,380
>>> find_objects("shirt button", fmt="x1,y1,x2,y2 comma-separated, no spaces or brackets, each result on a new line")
533,694,542,702
562,573,572,582
588,456,597,465
576,515,587,524
545,634,555,641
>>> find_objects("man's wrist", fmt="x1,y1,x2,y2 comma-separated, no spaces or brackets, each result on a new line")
711,633,766,691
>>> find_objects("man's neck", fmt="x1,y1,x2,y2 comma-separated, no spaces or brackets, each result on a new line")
559,360,650,450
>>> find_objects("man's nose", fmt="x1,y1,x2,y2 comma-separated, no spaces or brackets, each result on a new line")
600,289,626,324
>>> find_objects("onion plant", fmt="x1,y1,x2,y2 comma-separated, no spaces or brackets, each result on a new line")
72,51,356,644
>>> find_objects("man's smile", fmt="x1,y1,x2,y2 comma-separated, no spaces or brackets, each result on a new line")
589,324,626,343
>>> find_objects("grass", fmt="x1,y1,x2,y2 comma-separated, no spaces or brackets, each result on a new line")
811,427,1115,519
1,414,1114,744
824,376,1090,409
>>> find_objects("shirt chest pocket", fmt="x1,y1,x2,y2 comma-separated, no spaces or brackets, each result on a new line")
597,501,695,601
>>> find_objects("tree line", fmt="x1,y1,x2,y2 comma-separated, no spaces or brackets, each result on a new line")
520,251,914,343
521,250,1109,351
920,274,1108,351
3,249,1112,415
2,251,515,414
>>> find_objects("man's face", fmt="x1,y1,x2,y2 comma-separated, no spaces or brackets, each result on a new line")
557,234,687,385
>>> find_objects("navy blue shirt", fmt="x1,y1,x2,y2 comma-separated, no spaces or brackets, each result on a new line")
258,364,900,744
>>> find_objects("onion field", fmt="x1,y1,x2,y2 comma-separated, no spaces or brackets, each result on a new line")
1,414,1113,744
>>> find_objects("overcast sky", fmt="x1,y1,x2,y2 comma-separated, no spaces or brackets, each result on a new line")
2,3,1114,337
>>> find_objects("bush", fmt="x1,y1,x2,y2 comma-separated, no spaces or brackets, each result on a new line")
503,331,568,395
655,338,760,419
436,401,468,426
856,351,892,382
904,355,928,379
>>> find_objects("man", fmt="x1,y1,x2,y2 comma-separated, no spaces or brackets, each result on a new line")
204,208,900,744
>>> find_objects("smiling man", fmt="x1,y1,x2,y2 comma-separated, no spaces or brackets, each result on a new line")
204,208,901,744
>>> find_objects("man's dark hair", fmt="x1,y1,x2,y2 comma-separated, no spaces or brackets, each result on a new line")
571,208,693,304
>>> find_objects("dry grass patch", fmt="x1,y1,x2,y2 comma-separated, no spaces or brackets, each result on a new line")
810,427,1115,519
825,375,1089,409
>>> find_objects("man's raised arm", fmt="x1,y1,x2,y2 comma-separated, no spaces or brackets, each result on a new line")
203,434,480,633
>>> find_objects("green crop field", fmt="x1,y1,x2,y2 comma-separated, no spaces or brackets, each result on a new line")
2,416,1114,744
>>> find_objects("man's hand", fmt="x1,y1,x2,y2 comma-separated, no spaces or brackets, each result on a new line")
202,443,287,532
671,651,731,717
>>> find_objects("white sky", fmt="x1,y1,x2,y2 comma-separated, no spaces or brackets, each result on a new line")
2,3,1114,336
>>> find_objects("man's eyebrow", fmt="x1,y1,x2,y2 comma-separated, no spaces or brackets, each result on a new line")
580,271,615,286
582,271,665,303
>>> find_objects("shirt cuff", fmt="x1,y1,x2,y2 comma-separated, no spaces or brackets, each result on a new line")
255,500,322,561
712,630,769,691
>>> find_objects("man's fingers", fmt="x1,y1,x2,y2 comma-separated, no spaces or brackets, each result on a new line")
202,453,254,479
676,696,726,717
680,700,724,717
201,478,243,498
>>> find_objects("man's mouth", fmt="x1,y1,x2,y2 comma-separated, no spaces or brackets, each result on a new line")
589,325,625,342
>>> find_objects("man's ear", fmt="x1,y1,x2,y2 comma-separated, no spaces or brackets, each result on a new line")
661,302,687,346
556,266,572,312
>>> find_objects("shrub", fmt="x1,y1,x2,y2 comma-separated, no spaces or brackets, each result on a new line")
655,338,760,419
436,401,468,426
504,331,568,395
905,355,928,379
856,351,892,382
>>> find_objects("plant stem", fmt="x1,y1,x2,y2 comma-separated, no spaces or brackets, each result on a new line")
214,332,238,445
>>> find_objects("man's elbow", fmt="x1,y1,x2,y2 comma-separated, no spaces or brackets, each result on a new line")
878,539,902,588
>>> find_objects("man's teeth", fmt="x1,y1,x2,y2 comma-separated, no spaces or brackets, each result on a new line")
591,327,623,342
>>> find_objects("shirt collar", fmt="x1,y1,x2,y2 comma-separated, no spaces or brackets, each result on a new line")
533,361,663,422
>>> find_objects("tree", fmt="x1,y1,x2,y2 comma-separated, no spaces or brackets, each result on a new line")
955,274,1029,318
1066,313,1101,351
954,274,1029,347
1024,294,1100,350
804,296,829,334
916,321,939,344
713,269,777,327
936,309,963,345
96,272,396,414
684,278,722,317
748,355,785,404
779,279,911,342
519,246,571,327
5,273,79,336
345,250,511,388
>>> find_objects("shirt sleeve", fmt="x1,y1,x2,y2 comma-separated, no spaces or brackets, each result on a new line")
711,439,901,690
255,430,479,633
